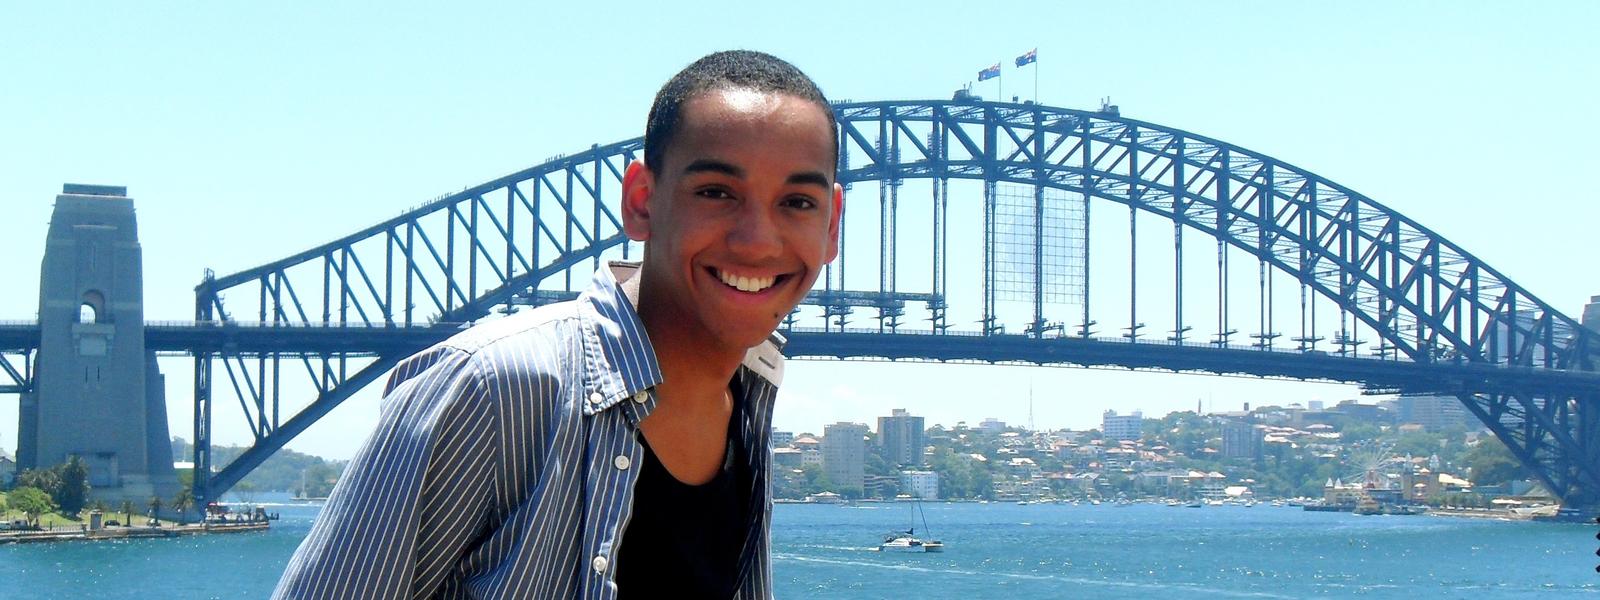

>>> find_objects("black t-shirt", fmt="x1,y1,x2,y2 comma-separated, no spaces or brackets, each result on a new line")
614,411,750,598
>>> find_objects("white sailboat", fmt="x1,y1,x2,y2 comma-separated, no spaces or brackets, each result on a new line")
878,497,943,553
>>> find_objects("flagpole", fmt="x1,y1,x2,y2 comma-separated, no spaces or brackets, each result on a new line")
1033,55,1039,103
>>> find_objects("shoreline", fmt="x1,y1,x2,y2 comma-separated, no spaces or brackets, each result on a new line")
0,521,269,545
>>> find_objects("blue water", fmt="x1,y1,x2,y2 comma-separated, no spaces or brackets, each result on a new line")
2,497,1594,598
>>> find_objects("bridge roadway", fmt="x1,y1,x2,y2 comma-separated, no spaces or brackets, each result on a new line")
4,321,1597,398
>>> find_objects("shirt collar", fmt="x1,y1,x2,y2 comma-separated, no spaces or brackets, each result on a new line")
579,262,786,417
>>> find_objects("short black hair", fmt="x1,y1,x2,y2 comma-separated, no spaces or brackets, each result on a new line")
644,50,837,175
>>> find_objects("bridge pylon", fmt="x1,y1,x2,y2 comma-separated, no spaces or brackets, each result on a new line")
19,184,180,507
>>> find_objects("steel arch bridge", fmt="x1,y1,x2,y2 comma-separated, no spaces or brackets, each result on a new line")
165,99,1596,510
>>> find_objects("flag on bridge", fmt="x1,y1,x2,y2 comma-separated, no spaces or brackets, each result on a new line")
1015,48,1037,67
978,63,1001,81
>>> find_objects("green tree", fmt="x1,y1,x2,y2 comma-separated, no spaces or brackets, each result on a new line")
17,468,61,497
120,499,136,527
172,488,195,525
800,464,835,495
147,496,163,525
9,487,54,528
864,450,895,478
54,455,91,515
1464,436,1524,488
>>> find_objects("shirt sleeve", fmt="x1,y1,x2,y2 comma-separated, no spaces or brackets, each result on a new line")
272,343,499,599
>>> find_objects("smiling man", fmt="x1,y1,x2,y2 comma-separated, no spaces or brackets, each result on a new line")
273,51,841,600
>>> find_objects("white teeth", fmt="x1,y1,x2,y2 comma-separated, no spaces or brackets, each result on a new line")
717,270,776,292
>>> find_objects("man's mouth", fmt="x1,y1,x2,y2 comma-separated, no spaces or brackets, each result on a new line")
712,268,782,293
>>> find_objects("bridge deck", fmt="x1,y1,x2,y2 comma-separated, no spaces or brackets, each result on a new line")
5,321,1596,398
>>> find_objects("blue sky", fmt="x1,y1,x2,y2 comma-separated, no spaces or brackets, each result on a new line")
2,2,1596,460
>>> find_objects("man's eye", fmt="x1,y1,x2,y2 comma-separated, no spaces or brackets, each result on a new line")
783,196,818,210
696,187,734,200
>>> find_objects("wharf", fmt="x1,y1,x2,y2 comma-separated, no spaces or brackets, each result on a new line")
0,521,268,545
1302,504,1354,512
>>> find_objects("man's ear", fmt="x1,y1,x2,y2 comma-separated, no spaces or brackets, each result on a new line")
824,182,844,263
621,160,654,242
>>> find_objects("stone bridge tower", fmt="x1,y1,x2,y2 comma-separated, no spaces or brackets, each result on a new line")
17,184,178,505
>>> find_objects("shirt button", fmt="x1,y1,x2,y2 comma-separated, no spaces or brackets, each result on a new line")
614,455,631,470
591,555,609,574
588,392,604,405
632,390,649,404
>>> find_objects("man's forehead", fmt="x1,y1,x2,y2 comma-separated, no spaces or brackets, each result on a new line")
678,86,826,130
663,88,836,173
709,87,785,114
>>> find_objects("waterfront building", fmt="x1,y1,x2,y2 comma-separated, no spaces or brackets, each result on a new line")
772,447,803,469
1006,457,1041,479
771,429,795,447
899,470,939,500
876,408,926,468
864,474,899,498
0,447,15,486
1101,410,1143,441
800,448,823,468
822,422,868,493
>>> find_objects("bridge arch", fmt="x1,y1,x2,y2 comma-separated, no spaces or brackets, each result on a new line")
190,99,1598,509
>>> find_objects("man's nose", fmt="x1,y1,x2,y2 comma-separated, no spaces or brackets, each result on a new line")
727,203,782,260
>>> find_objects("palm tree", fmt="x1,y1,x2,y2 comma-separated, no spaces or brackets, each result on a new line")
147,496,163,527
120,500,135,528
172,488,194,525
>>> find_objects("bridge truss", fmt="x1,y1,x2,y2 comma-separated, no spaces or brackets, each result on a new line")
183,99,1596,509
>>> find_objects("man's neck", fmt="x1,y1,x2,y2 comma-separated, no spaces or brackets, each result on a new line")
622,273,743,409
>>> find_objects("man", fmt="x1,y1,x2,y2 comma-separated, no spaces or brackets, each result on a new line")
273,50,842,600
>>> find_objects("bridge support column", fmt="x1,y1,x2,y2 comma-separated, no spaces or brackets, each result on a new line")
19,184,180,508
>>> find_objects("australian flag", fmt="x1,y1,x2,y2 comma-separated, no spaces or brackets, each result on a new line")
978,63,1001,81
1015,48,1037,67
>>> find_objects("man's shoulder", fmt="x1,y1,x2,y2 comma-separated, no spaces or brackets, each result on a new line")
437,300,588,360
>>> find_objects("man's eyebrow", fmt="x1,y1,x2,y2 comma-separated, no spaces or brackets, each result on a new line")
682,159,744,178
786,171,831,188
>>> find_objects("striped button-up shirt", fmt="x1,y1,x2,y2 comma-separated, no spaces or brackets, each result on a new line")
274,263,783,599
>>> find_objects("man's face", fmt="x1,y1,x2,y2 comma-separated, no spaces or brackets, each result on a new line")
622,87,842,354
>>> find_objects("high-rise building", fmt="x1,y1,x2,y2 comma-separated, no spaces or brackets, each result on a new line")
876,408,925,468
822,422,868,493
1397,395,1474,432
979,418,1007,434
1102,410,1143,441
1221,419,1263,459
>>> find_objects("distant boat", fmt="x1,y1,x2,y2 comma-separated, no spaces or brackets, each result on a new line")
294,470,330,502
1185,500,1204,508
1353,497,1383,515
879,498,943,553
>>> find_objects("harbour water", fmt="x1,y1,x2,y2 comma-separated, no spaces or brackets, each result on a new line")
2,496,1593,598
